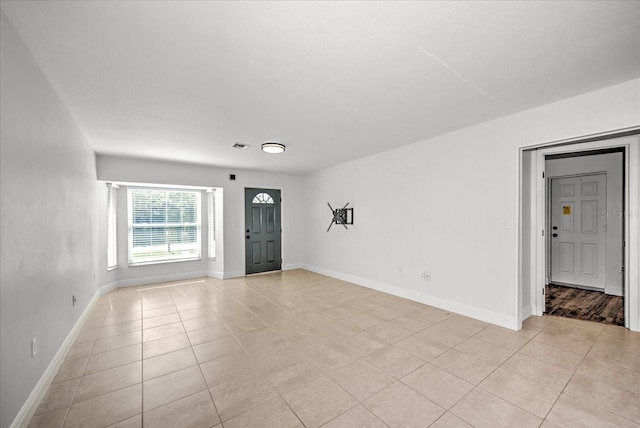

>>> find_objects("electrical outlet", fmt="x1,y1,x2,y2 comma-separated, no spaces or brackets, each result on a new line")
421,271,431,281
31,337,37,358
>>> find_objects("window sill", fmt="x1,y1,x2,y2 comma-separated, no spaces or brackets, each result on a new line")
107,266,118,272
128,257,202,267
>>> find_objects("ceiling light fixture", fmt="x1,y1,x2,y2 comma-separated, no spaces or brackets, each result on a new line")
261,142,286,154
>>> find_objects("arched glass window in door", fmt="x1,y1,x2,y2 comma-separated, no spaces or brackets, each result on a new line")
252,192,274,204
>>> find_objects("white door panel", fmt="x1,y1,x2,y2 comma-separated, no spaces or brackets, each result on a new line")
559,243,574,274
550,174,606,289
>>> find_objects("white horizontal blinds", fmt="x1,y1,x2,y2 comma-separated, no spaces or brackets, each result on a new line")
107,183,118,270
128,187,201,264
207,189,216,259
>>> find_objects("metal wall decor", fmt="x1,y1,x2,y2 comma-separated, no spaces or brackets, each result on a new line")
327,202,354,231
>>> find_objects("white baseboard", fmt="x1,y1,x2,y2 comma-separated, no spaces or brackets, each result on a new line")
115,271,209,289
302,264,518,330
98,280,119,296
11,291,101,428
100,270,230,291
283,263,303,271
223,270,245,279
605,285,623,297
207,270,224,279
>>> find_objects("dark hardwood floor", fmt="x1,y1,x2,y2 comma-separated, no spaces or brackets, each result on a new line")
545,284,624,326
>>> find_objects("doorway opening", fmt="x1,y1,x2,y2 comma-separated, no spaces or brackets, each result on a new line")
519,132,639,331
544,150,624,325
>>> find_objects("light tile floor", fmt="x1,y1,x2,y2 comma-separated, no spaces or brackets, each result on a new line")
28,270,640,427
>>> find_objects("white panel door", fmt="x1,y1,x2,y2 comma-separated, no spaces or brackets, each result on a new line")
550,174,606,289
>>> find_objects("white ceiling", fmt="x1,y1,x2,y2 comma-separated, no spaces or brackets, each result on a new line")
2,1,639,174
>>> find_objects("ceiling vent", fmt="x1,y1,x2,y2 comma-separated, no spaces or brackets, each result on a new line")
231,143,250,149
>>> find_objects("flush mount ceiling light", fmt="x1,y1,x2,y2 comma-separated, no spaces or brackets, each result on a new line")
261,142,286,154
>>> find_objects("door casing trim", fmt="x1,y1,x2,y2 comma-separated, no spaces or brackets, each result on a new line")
518,127,639,331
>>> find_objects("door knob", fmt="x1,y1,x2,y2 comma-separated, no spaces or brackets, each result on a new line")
246,235,250,239
552,226,558,230
552,233,558,237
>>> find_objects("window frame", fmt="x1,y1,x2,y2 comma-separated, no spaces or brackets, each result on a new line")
127,187,202,266
252,192,275,204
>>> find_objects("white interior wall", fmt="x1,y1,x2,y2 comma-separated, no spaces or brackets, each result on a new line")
0,11,99,428
546,152,624,296
96,156,305,286
303,78,640,330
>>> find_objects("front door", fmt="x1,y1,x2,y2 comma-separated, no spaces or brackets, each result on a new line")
245,188,281,274
550,173,606,289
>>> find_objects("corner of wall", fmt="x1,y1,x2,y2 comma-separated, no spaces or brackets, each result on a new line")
302,264,518,330
521,304,533,320
207,270,224,279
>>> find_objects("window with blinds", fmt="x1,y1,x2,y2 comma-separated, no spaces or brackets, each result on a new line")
107,183,118,270
207,189,216,259
128,187,201,264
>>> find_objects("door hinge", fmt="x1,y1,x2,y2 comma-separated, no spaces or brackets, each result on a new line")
542,230,544,236
542,288,545,295
542,171,545,178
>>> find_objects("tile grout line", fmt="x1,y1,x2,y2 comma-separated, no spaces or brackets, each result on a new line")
31,273,638,427
539,323,640,426
252,278,438,427
425,323,548,426
538,318,595,423
454,318,607,426
471,322,554,424
206,275,363,426
192,278,297,426
213,277,307,427
59,312,102,428
177,283,225,426
57,301,108,427
58,292,157,423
